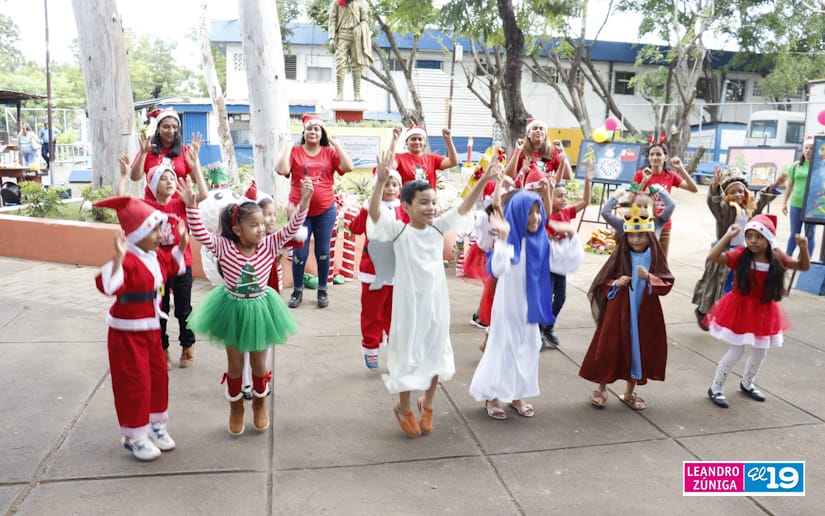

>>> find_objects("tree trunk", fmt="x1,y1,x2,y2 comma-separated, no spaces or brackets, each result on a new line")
238,0,288,201
72,0,136,191
199,3,239,186
497,0,530,148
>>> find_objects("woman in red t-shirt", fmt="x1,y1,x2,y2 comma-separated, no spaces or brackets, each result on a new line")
130,108,203,202
276,114,354,309
503,118,572,189
632,142,697,256
393,124,458,188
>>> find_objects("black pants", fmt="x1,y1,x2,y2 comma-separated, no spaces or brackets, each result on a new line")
160,266,195,350
41,145,50,168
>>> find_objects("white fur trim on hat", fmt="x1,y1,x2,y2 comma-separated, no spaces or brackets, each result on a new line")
525,118,547,133
744,220,776,247
147,164,175,199
126,210,168,245
405,126,427,140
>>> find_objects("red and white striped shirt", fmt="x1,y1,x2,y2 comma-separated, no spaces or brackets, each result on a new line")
187,206,307,297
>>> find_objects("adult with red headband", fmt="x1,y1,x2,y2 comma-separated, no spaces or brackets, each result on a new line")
503,118,572,189
130,108,203,203
392,124,458,189
632,137,698,256
276,114,354,309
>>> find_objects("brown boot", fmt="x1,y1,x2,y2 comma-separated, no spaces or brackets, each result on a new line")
222,373,245,435
228,399,245,435
179,345,195,368
251,372,272,431
251,396,269,431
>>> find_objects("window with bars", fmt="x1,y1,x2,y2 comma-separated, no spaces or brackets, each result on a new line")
725,79,747,102
613,71,635,95
306,66,332,82
531,66,558,84
232,51,246,72
284,55,297,80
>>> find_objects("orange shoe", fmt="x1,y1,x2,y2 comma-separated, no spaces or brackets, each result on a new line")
417,397,433,433
393,403,421,437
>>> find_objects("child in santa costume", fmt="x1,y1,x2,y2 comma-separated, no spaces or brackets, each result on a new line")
705,214,810,408
503,118,571,189
181,179,312,435
94,196,187,461
349,168,405,370
118,154,208,369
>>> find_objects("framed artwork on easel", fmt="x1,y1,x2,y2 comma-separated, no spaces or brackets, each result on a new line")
575,140,643,185
726,146,797,191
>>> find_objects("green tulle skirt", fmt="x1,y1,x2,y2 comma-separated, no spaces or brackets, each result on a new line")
188,286,298,352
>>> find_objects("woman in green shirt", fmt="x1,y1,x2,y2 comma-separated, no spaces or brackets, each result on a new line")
781,138,815,256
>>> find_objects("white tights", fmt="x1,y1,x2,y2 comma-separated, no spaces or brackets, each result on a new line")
711,345,768,394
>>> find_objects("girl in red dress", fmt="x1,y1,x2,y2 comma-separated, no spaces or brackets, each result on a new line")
706,214,810,408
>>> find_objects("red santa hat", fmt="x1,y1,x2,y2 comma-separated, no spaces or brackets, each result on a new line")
522,166,545,191
745,213,778,246
146,162,176,199
301,113,325,129
147,108,180,126
405,125,427,140
525,118,547,133
240,180,259,203
805,135,815,145
371,167,402,187
93,196,167,245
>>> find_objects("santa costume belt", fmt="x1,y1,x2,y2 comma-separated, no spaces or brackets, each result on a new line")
118,290,158,303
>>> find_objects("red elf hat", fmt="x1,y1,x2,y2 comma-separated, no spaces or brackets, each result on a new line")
93,196,167,245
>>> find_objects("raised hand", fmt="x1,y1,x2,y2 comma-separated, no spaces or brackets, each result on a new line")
118,154,130,178
176,177,196,207
489,210,510,242
138,132,153,154
670,156,683,168
442,127,451,139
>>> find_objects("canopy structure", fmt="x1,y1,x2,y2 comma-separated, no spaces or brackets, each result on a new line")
0,89,46,136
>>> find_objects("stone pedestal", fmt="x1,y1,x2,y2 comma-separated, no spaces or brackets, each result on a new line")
331,100,367,123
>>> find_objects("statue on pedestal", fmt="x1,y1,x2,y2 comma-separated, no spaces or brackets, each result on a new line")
328,0,373,102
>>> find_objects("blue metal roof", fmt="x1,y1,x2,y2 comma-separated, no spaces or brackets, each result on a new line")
210,21,744,68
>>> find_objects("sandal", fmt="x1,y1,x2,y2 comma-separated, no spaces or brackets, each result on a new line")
417,397,434,433
590,389,608,408
619,392,646,411
509,400,535,418
393,403,421,437
485,400,507,420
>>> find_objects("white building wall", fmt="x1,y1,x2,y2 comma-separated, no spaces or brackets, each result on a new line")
222,41,786,138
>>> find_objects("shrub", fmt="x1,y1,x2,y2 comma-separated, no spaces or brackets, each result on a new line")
20,182,61,218
80,185,117,223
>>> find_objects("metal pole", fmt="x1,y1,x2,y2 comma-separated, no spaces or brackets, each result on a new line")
447,35,457,130
45,0,55,184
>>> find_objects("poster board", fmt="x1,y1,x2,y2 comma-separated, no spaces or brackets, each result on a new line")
726,146,797,191
575,140,642,184
802,136,825,223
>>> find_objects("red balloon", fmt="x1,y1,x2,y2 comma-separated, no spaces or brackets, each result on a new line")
818,110,825,126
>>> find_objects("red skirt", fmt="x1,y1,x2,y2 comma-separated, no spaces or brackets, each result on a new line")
707,291,788,349
461,243,489,281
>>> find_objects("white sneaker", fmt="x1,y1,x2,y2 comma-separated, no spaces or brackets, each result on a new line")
121,434,161,461
150,422,176,451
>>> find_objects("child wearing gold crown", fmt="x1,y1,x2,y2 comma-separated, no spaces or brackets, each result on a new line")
579,202,674,410
705,215,809,408
691,166,786,330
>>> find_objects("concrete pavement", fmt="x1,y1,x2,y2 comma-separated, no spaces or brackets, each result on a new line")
1,183,824,515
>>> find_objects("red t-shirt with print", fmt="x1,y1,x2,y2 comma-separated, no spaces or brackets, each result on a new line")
394,152,443,188
288,145,344,216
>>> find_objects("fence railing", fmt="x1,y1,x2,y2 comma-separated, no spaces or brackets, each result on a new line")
53,143,90,166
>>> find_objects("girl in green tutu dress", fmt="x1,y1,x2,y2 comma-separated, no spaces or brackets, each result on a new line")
179,178,313,435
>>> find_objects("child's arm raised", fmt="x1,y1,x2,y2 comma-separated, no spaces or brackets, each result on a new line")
186,136,209,203
708,224,739,265
459,157,500,216
439,127,459,170
787,234,811,271
116,154,130,196
502,139,524,180
573,165,595,212
275,138,294,177
369,147,394,223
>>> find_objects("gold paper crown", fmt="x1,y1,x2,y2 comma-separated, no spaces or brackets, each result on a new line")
623,203,654,233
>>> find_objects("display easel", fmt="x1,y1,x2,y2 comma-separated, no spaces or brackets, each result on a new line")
788,228,825,296
577,181,620,232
